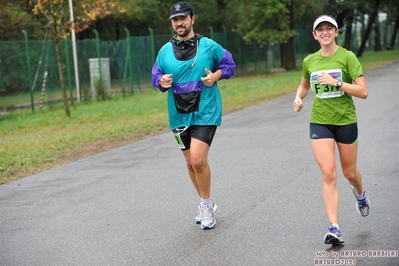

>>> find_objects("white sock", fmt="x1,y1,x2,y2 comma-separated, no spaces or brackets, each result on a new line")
356,190,365,199
331,223,339,229
201,197,211,206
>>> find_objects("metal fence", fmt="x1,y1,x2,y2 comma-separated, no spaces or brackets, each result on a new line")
0,24,397,112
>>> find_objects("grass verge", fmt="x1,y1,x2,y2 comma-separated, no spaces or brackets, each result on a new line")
1,49,398,184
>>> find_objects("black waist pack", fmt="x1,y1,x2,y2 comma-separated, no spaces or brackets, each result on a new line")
174,91,201,113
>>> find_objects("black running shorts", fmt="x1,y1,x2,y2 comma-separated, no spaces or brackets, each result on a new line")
179,125,217,150
309,123,358,144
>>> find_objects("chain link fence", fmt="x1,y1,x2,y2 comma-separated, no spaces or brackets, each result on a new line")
0,24,397,112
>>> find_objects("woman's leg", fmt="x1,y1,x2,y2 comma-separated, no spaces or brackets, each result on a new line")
311,139,339,224
337,141,363,194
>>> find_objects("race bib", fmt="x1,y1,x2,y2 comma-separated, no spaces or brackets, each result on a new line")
310,69,344,99
172,127,188,150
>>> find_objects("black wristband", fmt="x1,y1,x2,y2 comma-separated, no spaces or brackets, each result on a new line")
336,80,343,89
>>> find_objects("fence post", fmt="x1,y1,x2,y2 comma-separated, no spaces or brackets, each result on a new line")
209,26,214,39
239,35,243,74
64,39,73,103
148,27,155,64
22,30,34,113
222,25,227,49
93,29,103,84
267,41,274,69
124,28,134,94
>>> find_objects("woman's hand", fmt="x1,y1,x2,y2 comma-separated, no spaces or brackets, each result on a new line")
316,72,336,87
293,95,304,112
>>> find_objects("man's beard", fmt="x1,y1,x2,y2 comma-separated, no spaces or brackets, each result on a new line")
175,25,191,38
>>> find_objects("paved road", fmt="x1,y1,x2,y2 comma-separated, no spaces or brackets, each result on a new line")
1,63,398,266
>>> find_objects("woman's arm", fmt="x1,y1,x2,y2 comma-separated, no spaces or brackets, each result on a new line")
316,73,368,99
293,77,311,112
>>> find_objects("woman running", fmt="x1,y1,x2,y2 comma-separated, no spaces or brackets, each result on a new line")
292,6,370,245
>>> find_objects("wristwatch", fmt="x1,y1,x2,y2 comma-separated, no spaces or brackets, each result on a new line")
336,80,343,89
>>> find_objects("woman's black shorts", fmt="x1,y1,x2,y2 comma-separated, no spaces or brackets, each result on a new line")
309,123,358,144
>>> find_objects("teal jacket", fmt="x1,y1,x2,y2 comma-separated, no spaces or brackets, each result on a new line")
151,35,235,130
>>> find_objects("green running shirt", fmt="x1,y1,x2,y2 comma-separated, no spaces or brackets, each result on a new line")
302,47,363,125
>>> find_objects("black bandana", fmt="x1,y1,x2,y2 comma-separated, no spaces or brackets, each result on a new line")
171,33,202,61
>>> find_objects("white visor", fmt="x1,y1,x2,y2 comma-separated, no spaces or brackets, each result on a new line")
313,16,338,31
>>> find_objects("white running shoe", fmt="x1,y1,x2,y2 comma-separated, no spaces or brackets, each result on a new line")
352,187,370,217
324,224,344,245
195,199,217,225
200,202,216,230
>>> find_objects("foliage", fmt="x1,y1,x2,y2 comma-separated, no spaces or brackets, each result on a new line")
185,0,246,33
0,42,28,94
0,0,44,40
119,0,165,34
383,0,399,24
236,0,294,46
1,0,398,48
296,0,326,29
30,0,126,40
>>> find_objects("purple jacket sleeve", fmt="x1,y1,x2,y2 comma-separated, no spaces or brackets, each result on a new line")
151,62,169,92
216,50,236,80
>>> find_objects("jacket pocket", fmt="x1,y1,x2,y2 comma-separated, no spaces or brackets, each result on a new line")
174,91,201,113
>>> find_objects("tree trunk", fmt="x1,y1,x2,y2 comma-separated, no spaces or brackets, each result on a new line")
374,19,382,51
357,0,381,57
54,40,71,117
281,0,295,70
281,38,296,70
343,11,354,50
115,18,120,40
389,14,399,50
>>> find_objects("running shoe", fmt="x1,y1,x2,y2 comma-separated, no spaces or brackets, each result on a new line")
324,224,344,245
352,187,370,217
195,199,217,224
200,203,216,230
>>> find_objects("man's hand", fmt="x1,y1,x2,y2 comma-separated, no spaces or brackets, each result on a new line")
201,68,220,87
159,74,173,88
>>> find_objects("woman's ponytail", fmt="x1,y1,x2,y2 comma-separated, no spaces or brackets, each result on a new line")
332,4,352,34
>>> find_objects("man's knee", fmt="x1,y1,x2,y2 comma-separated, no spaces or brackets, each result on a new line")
190,157,206,170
